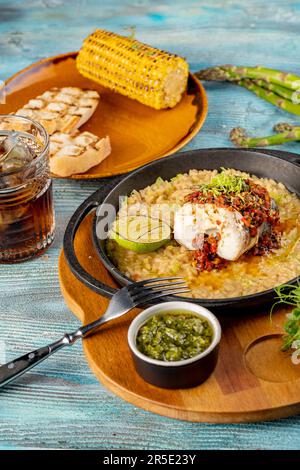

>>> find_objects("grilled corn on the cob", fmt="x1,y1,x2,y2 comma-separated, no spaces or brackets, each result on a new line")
76,29,189,110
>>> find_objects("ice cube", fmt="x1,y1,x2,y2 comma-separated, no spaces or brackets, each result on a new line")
0,133,36,173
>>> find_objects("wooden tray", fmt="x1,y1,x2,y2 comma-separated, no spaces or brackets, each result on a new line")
59,211,300,423
1,52,207,179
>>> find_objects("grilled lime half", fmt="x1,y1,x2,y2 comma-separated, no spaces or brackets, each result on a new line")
110,215,171,253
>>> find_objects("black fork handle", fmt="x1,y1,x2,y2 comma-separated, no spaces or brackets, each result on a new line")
63,195,117,297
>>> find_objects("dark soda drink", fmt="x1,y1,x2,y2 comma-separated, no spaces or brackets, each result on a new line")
0,115,55,263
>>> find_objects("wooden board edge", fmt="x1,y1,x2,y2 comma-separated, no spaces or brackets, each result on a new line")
86,349,300,423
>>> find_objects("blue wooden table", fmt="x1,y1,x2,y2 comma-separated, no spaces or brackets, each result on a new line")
1,0,300,450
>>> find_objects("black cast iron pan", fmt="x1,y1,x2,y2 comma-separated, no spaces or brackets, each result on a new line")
64,148,300,313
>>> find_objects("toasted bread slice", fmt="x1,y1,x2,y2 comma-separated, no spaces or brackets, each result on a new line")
49,131,111,177
16,87,100,135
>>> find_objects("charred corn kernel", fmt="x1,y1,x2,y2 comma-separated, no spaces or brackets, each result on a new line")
76,29,189,110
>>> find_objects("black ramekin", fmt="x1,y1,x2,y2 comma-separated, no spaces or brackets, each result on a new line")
128,301,221,389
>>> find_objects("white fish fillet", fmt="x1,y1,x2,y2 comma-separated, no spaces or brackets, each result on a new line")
174,203,264,261
49,131,111,177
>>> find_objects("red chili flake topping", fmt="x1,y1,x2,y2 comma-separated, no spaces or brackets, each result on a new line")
194,234,228,272
250,232,281,256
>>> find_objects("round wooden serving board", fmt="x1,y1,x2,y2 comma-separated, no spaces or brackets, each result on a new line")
1,52,207,179
59,212,300,423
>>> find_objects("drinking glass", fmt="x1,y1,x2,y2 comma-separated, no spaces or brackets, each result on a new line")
0,115,55,262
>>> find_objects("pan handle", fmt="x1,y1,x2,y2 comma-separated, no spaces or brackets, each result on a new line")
63,196,117,297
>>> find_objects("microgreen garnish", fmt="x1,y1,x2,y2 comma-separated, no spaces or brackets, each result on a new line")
271,282,300,351
198,169,249,196
124,26,136,40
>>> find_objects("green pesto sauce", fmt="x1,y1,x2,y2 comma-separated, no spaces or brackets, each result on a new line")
136,311,214,362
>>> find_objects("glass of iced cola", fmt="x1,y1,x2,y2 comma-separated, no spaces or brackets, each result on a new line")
0,115,55,262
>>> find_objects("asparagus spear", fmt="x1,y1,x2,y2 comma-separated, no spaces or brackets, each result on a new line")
196,65,300,91
230,126,300,148
252,79,295,101
273,122,299,132
238,79,300,116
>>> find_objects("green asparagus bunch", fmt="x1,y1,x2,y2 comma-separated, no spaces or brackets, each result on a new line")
196,65,300,147
230,123,300,148
196,65,300,116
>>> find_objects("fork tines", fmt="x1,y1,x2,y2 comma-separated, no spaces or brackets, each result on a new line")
128,277,190,305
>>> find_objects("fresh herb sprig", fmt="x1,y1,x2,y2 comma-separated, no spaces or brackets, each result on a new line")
272,283,300,351
198,169,249,196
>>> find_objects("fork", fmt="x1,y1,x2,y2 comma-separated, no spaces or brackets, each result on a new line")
0,277,189,388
